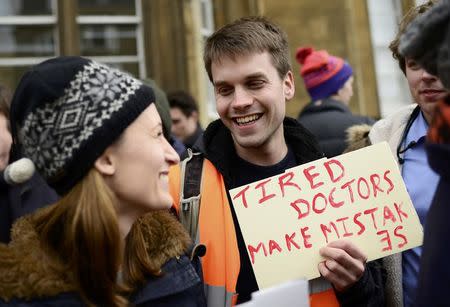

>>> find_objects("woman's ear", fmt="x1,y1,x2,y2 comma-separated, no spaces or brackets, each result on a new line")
94,149,116,176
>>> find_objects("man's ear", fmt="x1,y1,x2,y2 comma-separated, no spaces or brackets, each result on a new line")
94,149,116,176
284,71,295,101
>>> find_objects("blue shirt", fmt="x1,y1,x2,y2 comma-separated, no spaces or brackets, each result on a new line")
401,111,440,307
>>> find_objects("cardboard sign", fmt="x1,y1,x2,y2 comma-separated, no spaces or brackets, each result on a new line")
229,142,423,289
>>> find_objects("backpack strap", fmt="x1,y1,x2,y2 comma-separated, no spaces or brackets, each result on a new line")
179,148,204,241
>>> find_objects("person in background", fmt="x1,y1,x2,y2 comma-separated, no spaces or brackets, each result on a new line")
399,0,450,305
296,47,375,157
0,84,12,171
0,84,14,243
169,16,385,307
0,56,205,306
0,83,58,243
143,79,186,156
368,1,446,306
168,90,204,149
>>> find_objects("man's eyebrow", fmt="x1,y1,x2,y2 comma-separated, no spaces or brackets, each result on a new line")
245,72,266,80
214,73,267,87
213,80,229,87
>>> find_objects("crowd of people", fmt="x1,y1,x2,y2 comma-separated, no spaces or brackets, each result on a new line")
0,0,448,306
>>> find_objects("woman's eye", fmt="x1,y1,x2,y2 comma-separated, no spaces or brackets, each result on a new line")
153,130,163,139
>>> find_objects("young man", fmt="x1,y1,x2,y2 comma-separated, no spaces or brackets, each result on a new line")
170,16,384,306
368,1,447,306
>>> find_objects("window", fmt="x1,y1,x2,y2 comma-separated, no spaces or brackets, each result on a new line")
367,0,412,117
0,0,57,89
77,0,145,78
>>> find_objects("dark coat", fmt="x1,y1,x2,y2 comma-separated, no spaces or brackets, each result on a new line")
132,250,206,307
414,143,450,306
0,208,206,307
298,98,375,157
184,125,204,149
0,172,58,243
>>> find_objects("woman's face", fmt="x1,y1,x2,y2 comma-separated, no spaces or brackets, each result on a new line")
100,104,179,215
337,76,354,104
0,113,12,171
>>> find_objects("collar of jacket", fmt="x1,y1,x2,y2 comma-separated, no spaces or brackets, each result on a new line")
300,97,351,116
184,124,204,148
199,117,323,184
0,206,191,302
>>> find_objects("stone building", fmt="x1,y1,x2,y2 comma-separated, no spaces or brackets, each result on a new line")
0,0,421,126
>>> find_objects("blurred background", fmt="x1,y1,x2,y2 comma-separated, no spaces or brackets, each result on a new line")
0,0,428,127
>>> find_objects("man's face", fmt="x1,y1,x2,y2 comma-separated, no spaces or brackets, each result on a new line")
211,51,294,156
170,107,198,142
405,58,447,123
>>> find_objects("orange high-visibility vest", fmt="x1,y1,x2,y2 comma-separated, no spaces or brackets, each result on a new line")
169,158,339,307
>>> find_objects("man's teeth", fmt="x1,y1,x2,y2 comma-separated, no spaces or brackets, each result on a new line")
236,114,260,125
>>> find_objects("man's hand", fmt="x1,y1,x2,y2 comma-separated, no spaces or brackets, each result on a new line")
318,240,367,292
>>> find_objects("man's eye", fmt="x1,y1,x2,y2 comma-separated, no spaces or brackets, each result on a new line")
406,60,420,70
217,87,233,96
248,80,264,88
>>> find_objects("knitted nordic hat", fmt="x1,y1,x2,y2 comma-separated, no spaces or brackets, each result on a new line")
399,0,450,88
9,56,155,195
296,46,353,101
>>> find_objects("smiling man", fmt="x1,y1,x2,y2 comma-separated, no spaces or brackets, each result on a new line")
169,16,384,307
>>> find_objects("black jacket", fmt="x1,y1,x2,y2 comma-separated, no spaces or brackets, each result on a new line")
195,117,385,306
298,98,375,157
0,172,58,243
414,143,450,306
198,117,323,182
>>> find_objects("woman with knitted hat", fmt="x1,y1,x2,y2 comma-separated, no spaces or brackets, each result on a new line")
0,57,206,306
296,47,374,157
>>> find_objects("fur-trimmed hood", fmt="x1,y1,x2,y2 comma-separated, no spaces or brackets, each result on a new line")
0,206,191,302
343,124,372,153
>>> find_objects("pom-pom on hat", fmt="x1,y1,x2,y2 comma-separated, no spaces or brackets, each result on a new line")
10,56,155,195
296,46,353,101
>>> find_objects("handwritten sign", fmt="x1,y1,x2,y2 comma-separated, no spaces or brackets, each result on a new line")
229,142,423,289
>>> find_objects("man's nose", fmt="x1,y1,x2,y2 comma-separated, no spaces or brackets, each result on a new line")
422,70,438,82
231,87,253,109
